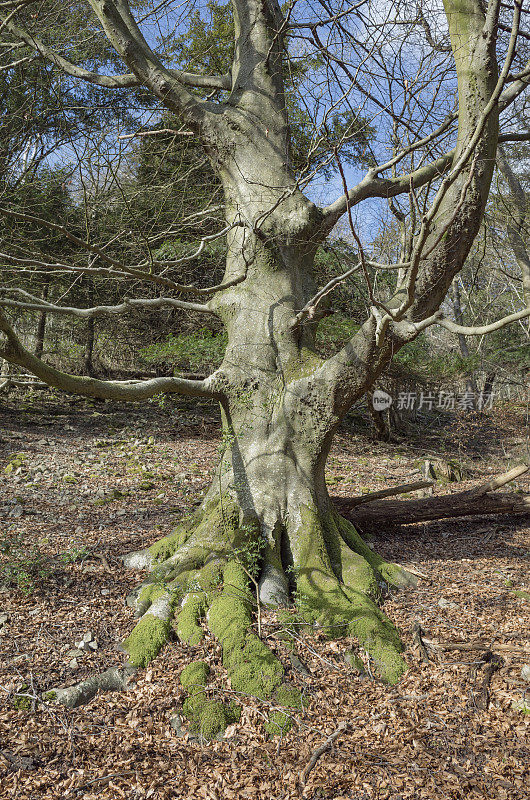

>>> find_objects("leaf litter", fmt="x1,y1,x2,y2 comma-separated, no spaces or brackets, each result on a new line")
0,392,528,799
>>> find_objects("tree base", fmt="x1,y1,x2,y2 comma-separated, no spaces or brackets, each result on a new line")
115,494,416,737
45,491,416,735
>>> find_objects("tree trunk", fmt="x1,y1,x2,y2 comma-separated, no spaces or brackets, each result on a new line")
451,279,478,401
84,317,95,377
121,222,415,721
34,283,49,360
14,0,502,733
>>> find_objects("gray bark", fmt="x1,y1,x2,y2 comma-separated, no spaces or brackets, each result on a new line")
496,146,530,307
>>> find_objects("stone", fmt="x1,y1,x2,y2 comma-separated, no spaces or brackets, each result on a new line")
289,653,311,677
521,664,530,682
75,632,97,651
438,598,458,610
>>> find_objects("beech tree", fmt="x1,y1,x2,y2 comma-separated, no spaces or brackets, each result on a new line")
1,0,530,733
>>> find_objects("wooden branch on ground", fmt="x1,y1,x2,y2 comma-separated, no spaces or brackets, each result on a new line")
300,721,349,785
469,464,528,496
345,480,434,506
423,638,530,655
336,465,529,527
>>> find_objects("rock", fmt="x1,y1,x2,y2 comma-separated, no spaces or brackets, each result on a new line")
0,612,9,626
170,715,198,742
66,648,84,658
289,653,311,677
75,632,97,651
343,649,367,674
521,664,530,682
101,589,110,596
512,698,530,714
69,658,78,669
258,565,290,607
438,598,458,610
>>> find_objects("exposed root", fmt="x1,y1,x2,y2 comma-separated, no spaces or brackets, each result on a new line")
290,505,410,684
46,665,136,709
176,560,305,738
76,494,418,732
179,661,240,739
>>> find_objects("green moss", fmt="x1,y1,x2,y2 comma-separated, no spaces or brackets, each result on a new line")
123,613,171,667
181,659,209,689
208,561,284,700
149,497,243,566
265,709,291,735
264,685,303,736
149,531,182,562
197,560,223,592
176,560,225,644
177,592,208,645
222,560,251,595
274,684,303,710
197,699,229,738
43,691,57,702
180,660,240,740
13,686,31,710
138,583,167,607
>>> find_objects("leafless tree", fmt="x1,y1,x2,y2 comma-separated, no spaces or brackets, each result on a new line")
0,0,529,725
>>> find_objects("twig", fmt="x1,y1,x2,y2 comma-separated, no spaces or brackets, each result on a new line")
412,622,430,662
300,721,349,785
118,128,193,139
469,651,504,711
71,772,135,795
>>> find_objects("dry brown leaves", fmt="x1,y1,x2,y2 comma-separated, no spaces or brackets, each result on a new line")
0,394,528,799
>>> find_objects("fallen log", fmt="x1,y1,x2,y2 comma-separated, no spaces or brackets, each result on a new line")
335,465,529,527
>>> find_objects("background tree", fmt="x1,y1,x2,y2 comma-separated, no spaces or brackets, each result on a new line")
0,0,529,734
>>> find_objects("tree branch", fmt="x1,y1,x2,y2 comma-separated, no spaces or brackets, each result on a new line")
321,152,454,230
0,309,218,401
0,290,213,317
414,305,530,336
1,10,231,91
83,0,217,127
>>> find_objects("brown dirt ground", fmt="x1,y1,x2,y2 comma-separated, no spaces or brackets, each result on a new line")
0,392,528,800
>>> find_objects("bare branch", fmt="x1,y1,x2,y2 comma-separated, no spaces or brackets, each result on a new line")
412,305,530,336
0,289,213,317
1,11,231,91
0,309,219,401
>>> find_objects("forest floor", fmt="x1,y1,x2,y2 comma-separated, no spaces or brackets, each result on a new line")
0,391,529,800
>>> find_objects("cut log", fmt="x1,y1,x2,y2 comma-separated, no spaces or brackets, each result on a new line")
335,465,529,528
